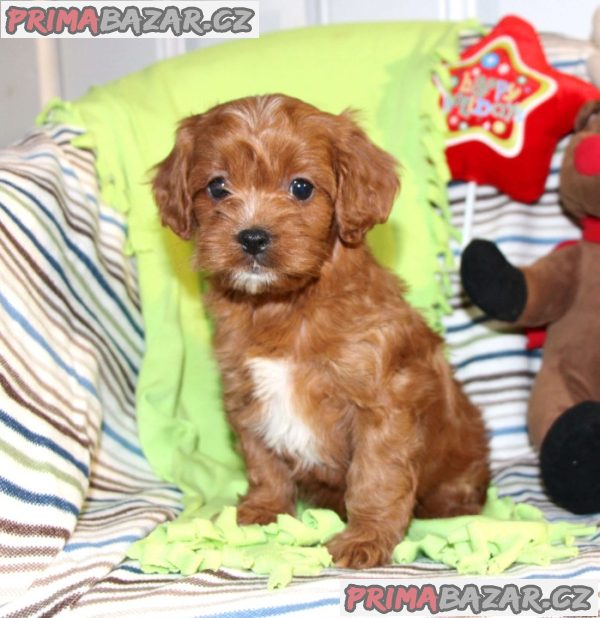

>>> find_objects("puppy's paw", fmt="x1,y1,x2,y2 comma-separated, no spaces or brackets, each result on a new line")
327,529,394,569
236,499,293,526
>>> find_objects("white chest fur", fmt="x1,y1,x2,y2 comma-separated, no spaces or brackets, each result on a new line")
246,357,322,469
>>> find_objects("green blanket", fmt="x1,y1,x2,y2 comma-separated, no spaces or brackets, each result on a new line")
128,487,596,589
41,20,469,501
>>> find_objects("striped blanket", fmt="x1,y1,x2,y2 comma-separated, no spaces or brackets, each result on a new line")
0,35,599,618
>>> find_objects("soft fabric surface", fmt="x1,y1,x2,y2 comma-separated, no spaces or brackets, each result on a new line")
2,101,599,615
0,30,595,617
0,126,181,613
128,487,594,589
41,21,468,503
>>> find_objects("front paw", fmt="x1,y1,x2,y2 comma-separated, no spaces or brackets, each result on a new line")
327,528,395,569
460,239,526,322
236,498,294,526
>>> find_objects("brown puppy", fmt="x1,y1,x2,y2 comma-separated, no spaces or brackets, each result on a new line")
153,94,490,569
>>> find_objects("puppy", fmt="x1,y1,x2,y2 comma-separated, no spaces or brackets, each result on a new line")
153,94,490,569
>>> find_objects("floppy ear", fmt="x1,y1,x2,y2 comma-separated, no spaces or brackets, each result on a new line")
574,100,600,132
152,118,197,240
331,111,400,245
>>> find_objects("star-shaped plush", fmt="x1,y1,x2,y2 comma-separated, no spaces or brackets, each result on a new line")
441,15,600,203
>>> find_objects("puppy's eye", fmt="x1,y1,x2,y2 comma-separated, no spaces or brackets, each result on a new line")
289,178,314,201
207,177,230,200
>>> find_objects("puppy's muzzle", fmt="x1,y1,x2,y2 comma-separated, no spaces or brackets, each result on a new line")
237,227,271,256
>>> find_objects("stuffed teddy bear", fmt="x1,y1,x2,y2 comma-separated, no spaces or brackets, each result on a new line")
460,99,600,515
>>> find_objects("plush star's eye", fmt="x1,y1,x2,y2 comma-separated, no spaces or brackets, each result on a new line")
207,177,230,200
289,178,314,201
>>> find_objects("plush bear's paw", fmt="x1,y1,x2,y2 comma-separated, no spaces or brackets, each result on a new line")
460,239,527,322
540,401,600,514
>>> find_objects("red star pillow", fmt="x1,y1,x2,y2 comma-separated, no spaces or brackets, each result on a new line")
440,15,600,203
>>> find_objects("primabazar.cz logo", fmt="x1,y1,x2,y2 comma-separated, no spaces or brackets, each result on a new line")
341,578,599,617
0,1,258,38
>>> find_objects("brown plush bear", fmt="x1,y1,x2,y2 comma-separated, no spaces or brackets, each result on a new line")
460,100,600,515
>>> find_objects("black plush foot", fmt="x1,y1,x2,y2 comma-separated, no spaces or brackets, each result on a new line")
540,401,600,514
460,239,527,322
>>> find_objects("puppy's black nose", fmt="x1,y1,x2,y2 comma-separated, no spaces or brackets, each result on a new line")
237,227,271,255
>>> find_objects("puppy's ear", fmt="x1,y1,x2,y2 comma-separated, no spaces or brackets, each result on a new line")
574,100,600,132
152,118,197,240
331,111,400,245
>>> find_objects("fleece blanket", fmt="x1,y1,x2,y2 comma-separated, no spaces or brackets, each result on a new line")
41,20,469,505
129,487,595,589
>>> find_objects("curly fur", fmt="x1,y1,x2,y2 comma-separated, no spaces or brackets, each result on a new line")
153,94,490,569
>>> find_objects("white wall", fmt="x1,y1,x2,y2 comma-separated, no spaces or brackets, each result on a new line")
0,0,598,147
